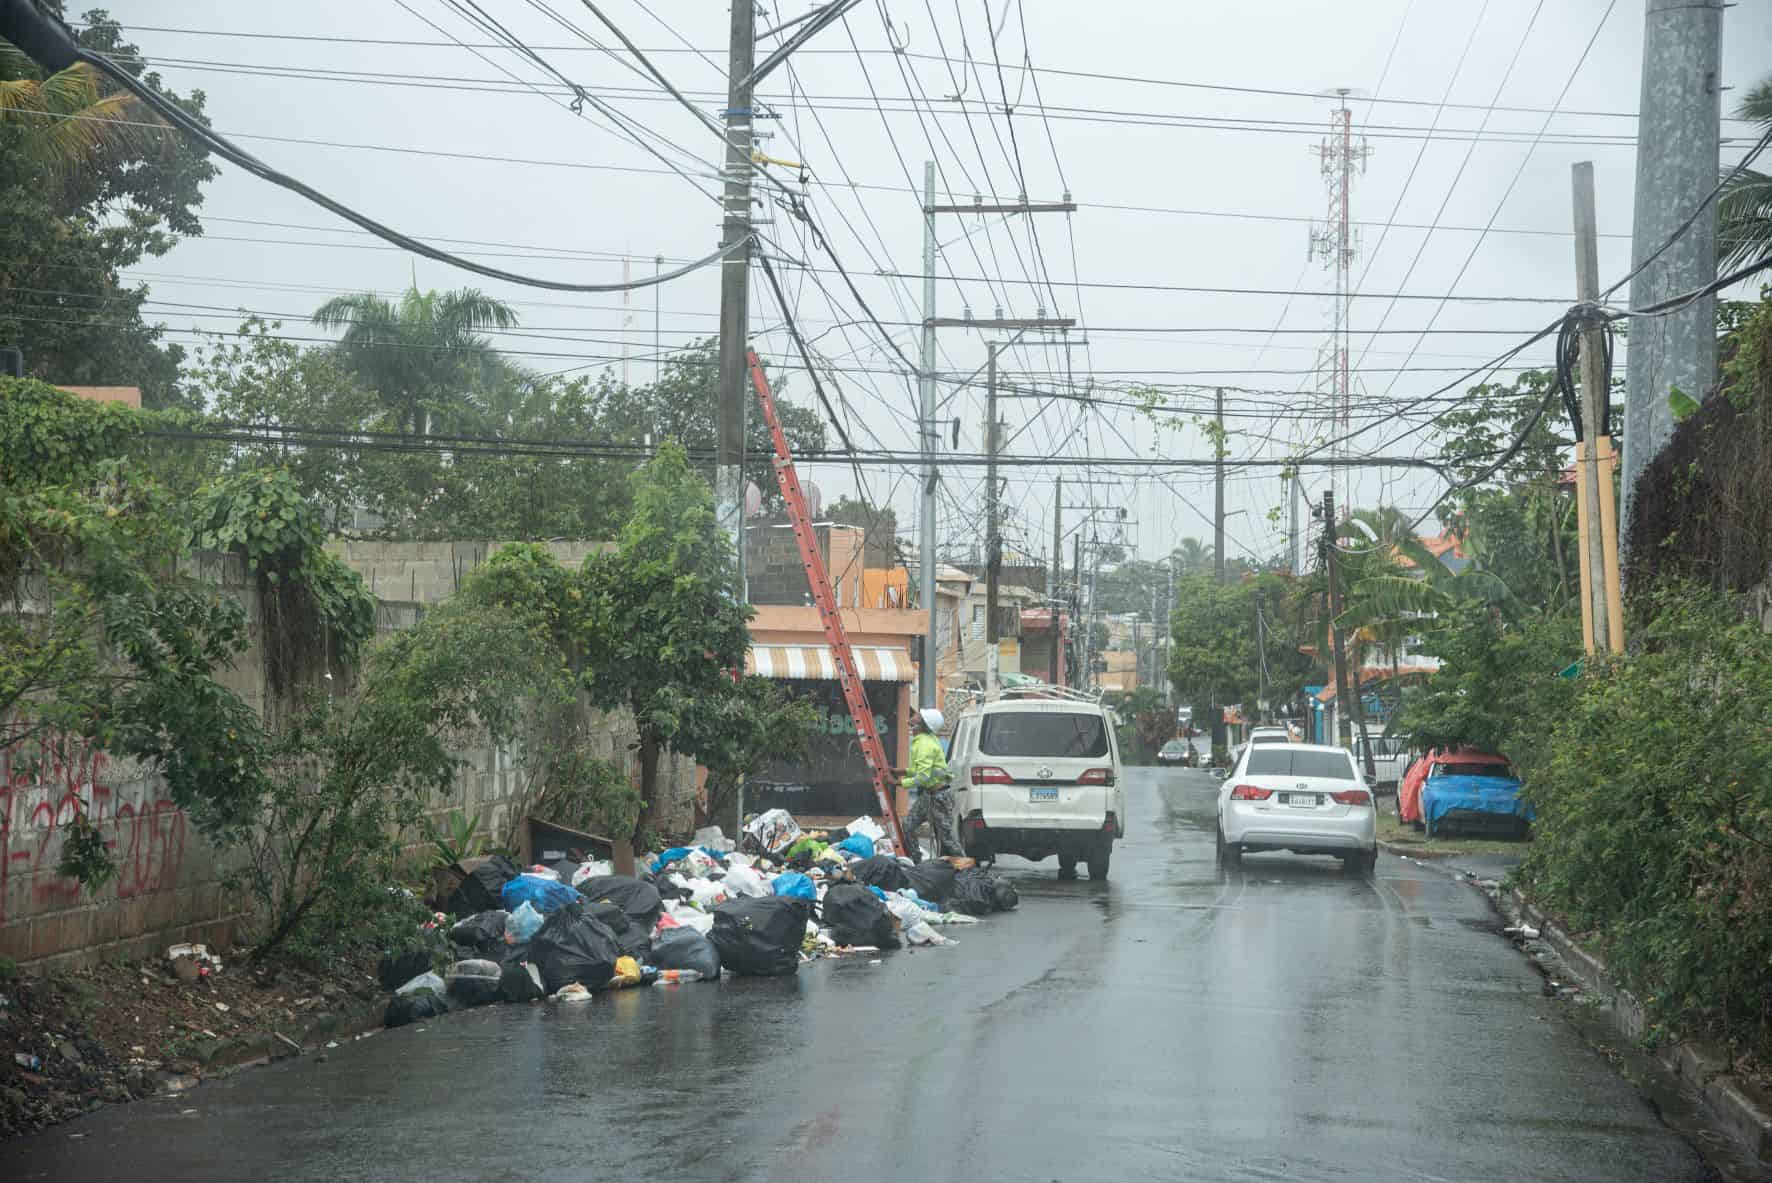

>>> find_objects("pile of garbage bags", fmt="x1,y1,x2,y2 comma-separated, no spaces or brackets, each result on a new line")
381,812,1021,1027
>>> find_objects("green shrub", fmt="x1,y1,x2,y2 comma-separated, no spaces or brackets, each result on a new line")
1519,584,1772,1057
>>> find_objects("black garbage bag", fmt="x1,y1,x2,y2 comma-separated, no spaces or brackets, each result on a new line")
651,927,721,978
376,948,433,992
498,959,545,1003
445,959,502,1007
530,905,622,993
445,853,521,916
575,875,664,933
905,860,957,906
384,988,449,1029
581,901,630,933
822,884,901,950
952,867,1019,915
850,855,911,892
709,897,813,977
447,910,508,958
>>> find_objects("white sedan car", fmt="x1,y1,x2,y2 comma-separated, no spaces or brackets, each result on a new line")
1215,742,1378,874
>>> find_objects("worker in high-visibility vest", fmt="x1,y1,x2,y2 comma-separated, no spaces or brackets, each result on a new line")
900,707,961,858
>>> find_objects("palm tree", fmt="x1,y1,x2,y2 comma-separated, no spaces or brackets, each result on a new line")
1171,537,1215,576
1718,75,1772,274
312,286,519,437
0,43,160,180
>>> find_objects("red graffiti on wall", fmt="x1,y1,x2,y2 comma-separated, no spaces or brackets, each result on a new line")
0,730,187,923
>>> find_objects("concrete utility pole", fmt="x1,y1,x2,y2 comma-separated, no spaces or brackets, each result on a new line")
1072,533,1083,687
715,0,756,597
1321,490,1377,778
984,343,1001,698
1214,387,1226,584
1051,476,1062,608
919,161,938,709
653,255,663,385
1254,587,1267,720
1571,162,1626,656
1164,559,1175,703
1621,0,1722,541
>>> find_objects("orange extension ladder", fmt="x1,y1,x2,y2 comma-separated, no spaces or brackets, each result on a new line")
745,350,911,857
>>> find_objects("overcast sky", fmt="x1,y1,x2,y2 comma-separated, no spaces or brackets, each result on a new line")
93,1,1771,570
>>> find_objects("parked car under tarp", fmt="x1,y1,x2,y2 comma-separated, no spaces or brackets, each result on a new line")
1398,749,1529,834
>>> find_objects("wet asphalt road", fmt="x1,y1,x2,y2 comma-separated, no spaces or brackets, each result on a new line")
4,768,1710,1182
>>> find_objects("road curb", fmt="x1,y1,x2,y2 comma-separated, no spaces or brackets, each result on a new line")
1502,888,1772,1168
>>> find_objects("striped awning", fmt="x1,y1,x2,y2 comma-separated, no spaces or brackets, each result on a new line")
746,644,914,682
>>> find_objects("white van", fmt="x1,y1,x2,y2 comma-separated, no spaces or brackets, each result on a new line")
948,697,1125,880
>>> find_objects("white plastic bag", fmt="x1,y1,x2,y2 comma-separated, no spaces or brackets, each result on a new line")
679,877,730,910
846,816,886,842
570,860,613,887
904,922,953,946
722,864,770,898
667,904,716,934
744,807,802,855
396,970,446,996
691,825,735,853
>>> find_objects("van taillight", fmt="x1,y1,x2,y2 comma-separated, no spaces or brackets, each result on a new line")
1230,784,1273,801
1331,789,1373,806
1078,768,1115,786
971,766,1012,785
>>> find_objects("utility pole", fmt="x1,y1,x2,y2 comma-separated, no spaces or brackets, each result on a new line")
715,0,756,597
1214,387,1226,584
1571,162,1626,656
1072,533,1083,687
1621,0,1722,543
1289,477,1302,575
653,255,663,385
1321,490,1377,778
1164,559,1175,704
1254,587,1267,721
1051,476,1062,607
984,343,1001,698
919,161,939,709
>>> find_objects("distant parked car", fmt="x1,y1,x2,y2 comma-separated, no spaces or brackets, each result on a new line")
1156,739,1192,766
1398,749,1531,836
1352,734,1412,792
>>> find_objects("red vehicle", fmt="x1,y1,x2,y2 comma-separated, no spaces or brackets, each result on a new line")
1396,748,1513,826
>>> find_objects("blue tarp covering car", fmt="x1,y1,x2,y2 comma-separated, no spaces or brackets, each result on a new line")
1420,763,1533,835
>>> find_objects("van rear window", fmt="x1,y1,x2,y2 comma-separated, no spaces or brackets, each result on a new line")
1246,749,1356,780
979,712,1109,758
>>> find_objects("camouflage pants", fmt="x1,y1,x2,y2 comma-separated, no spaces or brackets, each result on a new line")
903,788,962,857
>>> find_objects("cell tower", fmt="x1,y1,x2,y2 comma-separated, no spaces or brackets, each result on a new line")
1307,88,1370,518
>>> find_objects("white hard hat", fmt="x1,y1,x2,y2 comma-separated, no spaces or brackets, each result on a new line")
917,707,946,733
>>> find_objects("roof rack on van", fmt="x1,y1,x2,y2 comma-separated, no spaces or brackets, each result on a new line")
998,681,1106,704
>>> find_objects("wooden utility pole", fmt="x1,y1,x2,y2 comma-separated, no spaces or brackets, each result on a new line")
984,343,1001,697
1572,162,1625,655
1214,387,1226,584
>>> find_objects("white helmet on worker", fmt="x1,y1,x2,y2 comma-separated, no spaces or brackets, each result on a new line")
916,707,946,734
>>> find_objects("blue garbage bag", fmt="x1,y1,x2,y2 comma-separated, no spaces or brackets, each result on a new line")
650,845,726,873
501,873,579,915
771,871,816,900
864,885,886,901
834,833,875,860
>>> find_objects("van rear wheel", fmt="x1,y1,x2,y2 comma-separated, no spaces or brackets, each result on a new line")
1057,854,1079,880
1086,841,1112,881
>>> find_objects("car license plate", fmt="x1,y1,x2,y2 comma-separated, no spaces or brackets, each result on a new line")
1030,787,1059,802
1284,793,1317,807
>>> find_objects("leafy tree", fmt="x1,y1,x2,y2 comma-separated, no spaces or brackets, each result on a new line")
679,676,819,831
0,13,217,410
0,379,266,884
1718,76,1772,274
584,442,751,839
1168,572,1311,722
242,596,549,960
594,338,827,506
311,285,519,438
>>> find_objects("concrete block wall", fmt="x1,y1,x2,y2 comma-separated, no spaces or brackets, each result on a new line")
326,539,611,604
745,522,865,607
